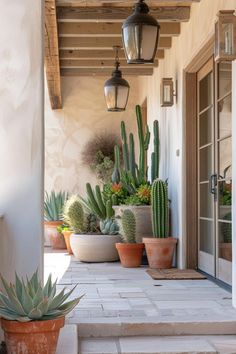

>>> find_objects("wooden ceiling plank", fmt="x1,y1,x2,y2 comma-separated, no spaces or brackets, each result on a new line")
45,0,62,109
59,36,172,49
57,6,190,22
61,67,154,76
60,59,159,67
59,48,165,59
58,22,180,37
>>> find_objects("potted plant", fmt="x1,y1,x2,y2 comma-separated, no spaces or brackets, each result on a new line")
57,224,73,254
0,271,83,354
44,191,68,249
108,105,160,243
116,209,144,268
66,186,121,262
143,179,177,269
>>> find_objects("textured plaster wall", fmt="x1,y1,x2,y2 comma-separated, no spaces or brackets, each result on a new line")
0,1,44,281
232,60,236,307
139,0,236,268
45,76,144,197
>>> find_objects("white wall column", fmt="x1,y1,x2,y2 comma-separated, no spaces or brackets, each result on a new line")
232,60,236,307
0,0,44,281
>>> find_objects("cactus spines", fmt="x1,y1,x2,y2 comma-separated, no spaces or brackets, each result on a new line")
136,105,150,181
64,196,85,234
129,133,136,182
112,145,121,183
121,209,136,243
151,120,160,182
121,121,130,171
151,179,169,238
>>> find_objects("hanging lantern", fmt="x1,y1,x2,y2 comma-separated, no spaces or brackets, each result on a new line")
122,0,160,64
104,47,130,112
214,10,236,62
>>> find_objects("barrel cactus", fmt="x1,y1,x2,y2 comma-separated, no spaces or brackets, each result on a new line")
151,179,169,238
63,195,86,234
0,271,83,322
121,209,136,243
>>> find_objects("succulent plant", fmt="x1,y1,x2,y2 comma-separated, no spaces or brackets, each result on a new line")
121,209,136,243
151,179,169,238
63,196,86,234
86,183,115,220
100,219,119,235
0,271,83,322
44,191,69,221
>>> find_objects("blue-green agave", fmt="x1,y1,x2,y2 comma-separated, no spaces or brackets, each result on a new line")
44,191,69,221
0,271,83,322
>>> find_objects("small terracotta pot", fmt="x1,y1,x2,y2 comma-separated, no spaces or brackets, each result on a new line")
63,230,73,254
1,317,65,354
44,221,66,250
143,237,177,269
116,243,144,268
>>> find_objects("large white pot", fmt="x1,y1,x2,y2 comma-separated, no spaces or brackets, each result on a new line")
70,234,121,262
113,205,152,243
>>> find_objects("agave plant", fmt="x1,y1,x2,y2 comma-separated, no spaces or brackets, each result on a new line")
0,271,83,322
44,191,69,221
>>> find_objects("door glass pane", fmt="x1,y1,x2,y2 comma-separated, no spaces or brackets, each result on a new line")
200,183,212,218
200,145,212,182
218,137,232,179
199,108,213,146
218,61,232,99
219,221,232,261
218,180,232,220
200,219,214,254
218,94,231,139
199,72,213,112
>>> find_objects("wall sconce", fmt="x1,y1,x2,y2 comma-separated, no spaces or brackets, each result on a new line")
214,10,236,62
161,78,177,107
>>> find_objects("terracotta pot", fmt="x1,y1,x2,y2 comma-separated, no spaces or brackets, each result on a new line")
1,316,65,354
44,221,66,250
113,206,152,243
143,237,177,269
70,234,121,262
116,243,144,268
62,230,73,254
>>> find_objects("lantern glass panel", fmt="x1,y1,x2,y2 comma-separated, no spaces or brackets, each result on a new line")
222,22,234,56
123,25,158,62
104,85,129,111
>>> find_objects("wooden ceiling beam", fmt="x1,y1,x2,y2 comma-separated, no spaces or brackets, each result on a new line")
59,49,165,59
61,68,154,76
56,1,200,7
58,22,180,37
57,6,190,22
45,0,62,109
60,59,159,67
59,36,171,49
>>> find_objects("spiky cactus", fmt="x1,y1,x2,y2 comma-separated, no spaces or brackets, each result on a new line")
121,121,130,171
151,179,169,238
0,271,83,322
63,196,85,234
112,145,121,184
151,120,160,182
136,105,150,182
121,209,136,243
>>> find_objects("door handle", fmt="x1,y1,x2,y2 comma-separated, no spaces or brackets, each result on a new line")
210,174,217,200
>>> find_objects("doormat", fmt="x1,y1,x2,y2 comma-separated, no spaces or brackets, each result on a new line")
146,268,207,280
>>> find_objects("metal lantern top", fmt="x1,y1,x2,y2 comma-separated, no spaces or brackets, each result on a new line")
214,10,236,62
123,0,159,28
104,61,130,89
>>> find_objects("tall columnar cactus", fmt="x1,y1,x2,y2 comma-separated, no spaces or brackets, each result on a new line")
121,121,130,171
151,120,160,182
112,145,121,184
121,209,136,243
129,133,136,182
151,179,169,238
64,196,85,234
136,105,150,182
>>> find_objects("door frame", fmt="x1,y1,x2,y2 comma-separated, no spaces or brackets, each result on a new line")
184,36,214,268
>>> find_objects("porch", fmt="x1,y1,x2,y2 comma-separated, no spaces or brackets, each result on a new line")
46,250,236,353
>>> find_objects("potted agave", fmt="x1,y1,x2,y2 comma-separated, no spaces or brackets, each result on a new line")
44,191,68,249
66,185,121,262
0,271,82,354
116,209,144,268
143,179,177,269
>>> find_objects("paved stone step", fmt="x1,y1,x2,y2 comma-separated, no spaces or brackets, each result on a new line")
77,317,236,337
79,335,236,354
56,325,78,354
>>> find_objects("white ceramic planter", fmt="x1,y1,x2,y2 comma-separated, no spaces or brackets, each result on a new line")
113,205,152,243
70,234,121,262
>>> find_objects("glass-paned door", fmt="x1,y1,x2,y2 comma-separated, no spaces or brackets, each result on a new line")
197,59,232,285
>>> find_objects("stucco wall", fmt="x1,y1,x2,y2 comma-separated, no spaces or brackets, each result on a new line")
45,76,144,196
139,0,236,268
0,0,44,281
